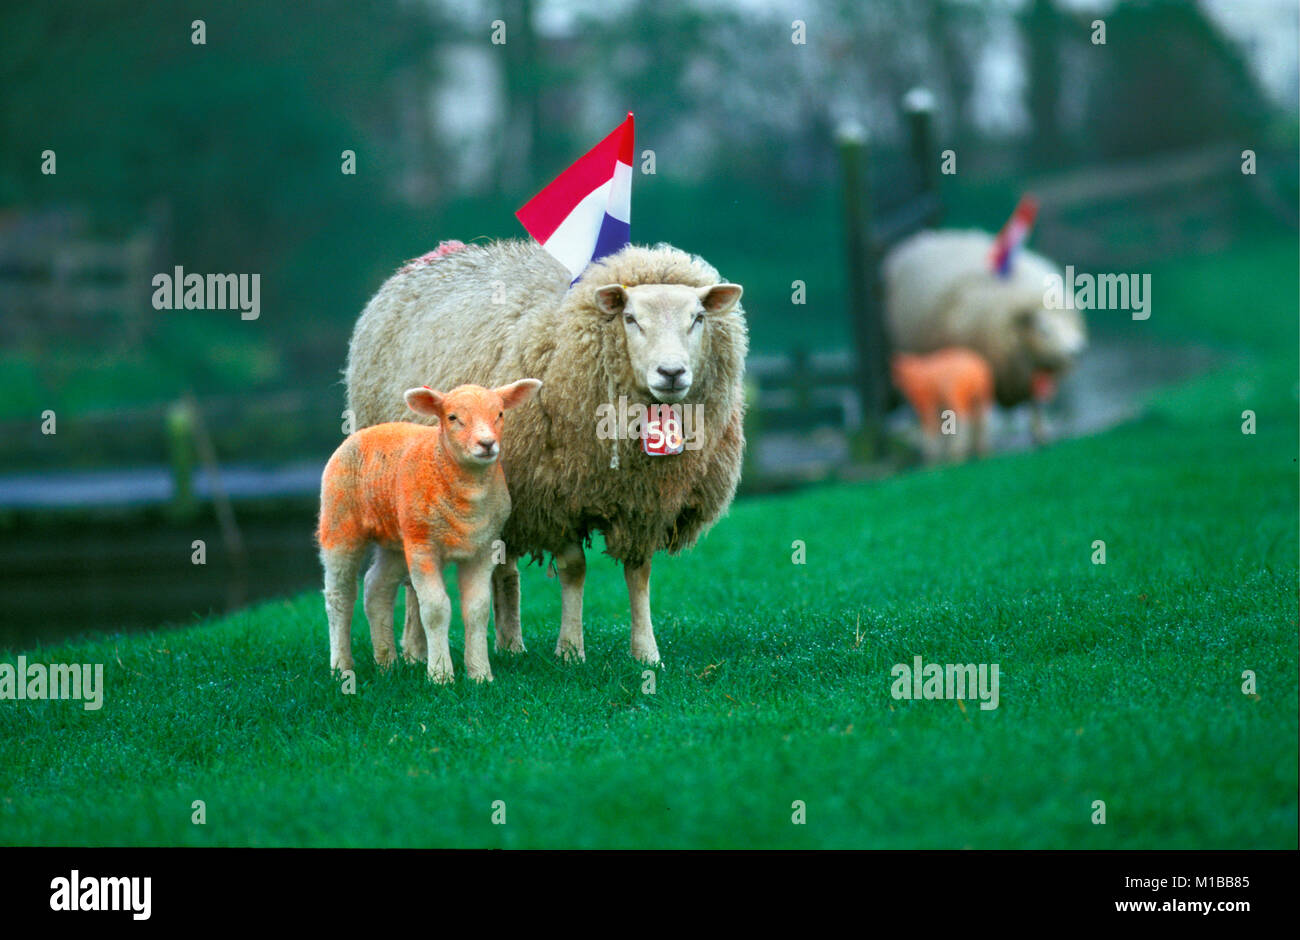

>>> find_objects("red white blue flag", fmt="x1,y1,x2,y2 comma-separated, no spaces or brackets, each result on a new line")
988,194,1039,278
516,113,634,281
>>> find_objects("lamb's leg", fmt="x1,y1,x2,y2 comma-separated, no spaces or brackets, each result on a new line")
400,581,427,664
492,552,526,653
459,556,495,682
363,548,405,668
625,559,659,665
950,411,970,463
972,407,991,458
919,408,943,465
406,549,453,683
322,545,365,675
554,543,586,662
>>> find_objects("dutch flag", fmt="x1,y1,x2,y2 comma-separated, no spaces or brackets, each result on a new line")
988,194,1039,279
516,112,634,282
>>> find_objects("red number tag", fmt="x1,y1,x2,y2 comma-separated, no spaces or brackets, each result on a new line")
641,404,684,455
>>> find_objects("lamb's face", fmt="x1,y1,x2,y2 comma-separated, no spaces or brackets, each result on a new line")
595,282,743,404
403,379,542,467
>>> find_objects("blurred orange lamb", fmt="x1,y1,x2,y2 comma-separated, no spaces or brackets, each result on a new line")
891,348,994,464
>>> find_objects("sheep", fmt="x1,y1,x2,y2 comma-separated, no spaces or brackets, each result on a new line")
882,229,1087,442
345,239,748,665
318,379,541,683
891,348,994,463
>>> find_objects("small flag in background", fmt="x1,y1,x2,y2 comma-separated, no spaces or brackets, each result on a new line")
516,113,634,281
988,194,1039,278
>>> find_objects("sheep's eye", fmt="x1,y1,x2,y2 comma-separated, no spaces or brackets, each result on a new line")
447,414,458,423
624,314,637,326
498,412,503,420
692,313,705,328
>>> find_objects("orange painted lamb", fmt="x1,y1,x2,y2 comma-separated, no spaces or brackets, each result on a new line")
891,348,994,463
317,379,541,683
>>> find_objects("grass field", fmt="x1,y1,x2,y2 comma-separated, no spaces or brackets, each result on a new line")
1,234,1296,848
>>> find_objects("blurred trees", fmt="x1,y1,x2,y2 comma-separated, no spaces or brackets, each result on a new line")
0,0,1291,413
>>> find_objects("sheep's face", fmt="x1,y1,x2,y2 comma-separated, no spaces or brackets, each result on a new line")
595,282,743,403
404,380,542,467
1017,305,1087,373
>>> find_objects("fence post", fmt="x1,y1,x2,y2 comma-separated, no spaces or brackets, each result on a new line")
904,87,941,203
835,121,888,459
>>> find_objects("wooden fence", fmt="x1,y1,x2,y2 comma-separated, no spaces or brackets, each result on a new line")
0,208,160,346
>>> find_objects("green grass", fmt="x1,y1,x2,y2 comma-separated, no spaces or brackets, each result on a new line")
1,232,1296,848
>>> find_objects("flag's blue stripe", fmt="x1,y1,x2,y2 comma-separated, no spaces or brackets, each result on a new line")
591,213,630,265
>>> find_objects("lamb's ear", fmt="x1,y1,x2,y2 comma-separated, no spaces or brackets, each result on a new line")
698,283,743,315
594,284,628,318
497,378,542,411
404,386,444,419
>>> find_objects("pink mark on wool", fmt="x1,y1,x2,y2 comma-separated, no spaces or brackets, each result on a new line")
399,240,467,273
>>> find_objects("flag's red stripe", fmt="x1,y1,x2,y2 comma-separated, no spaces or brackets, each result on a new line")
516,114,634,244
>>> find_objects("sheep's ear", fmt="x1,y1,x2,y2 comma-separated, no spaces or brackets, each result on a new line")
594,284,628,318
404,386,444,419
497,378,542,411
698,283,743,315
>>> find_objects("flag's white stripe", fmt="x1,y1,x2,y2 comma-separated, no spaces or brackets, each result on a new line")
607,161,632,224
540,159,633,279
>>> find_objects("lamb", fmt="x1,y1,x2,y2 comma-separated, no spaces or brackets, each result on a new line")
317,379,541,683
345,239,748,665
891,348,994,463
882,229,1087,441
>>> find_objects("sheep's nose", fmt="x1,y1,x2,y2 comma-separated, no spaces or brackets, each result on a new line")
478,438,496,450
657,365,687,382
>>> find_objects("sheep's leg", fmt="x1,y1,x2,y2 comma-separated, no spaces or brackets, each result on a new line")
363,548,405,668
625,559,659,665
554,543,586,662
406,549,453,683
1030,401,1047,446
459,556,495,682
492,552,526,653
400,581,427,664
322,545,365,675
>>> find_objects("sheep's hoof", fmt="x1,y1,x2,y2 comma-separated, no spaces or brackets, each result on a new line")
468,671,494,684
495,637,527,655
554,643,586,663
330,656,355,674
427,666,455,684
373,647,397,669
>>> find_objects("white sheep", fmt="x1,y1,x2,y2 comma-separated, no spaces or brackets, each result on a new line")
883,229,1087,440
345,240,748,665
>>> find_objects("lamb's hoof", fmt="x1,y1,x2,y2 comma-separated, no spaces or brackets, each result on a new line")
427,664,455,684
495,636,527,655
631,645,660,666
555,642,586,663
330,656,355,675
468,670,494,684
373,647,397,669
